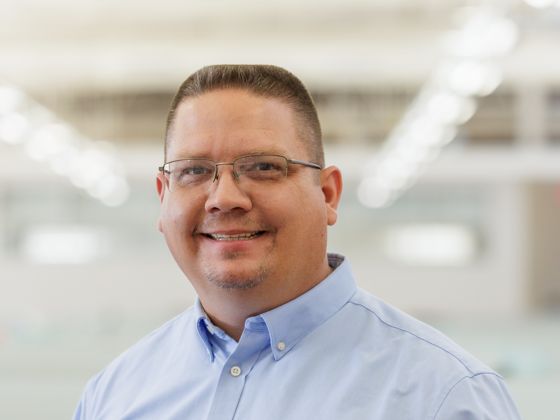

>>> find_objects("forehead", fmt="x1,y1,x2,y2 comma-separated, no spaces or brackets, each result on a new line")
167,89,304,159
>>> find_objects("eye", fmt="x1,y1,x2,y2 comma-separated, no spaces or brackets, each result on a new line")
182,165,212,176
172,161,214,184
252,161,280,171
237,156,286,180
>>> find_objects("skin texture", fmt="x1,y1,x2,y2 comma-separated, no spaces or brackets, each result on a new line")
157,88,342,340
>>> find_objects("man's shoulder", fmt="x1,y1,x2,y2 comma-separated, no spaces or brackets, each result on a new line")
119,306,196,358
347,288,495,378
86,306,197,390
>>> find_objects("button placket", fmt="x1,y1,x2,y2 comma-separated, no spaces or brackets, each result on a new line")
206,323,270,420
229,365,242,377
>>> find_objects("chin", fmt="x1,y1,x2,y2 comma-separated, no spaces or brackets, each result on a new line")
204,265,269,290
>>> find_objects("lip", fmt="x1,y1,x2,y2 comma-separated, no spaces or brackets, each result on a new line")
197,228,268,240
203,229,262,235
198,229,269,253
204,231,265,241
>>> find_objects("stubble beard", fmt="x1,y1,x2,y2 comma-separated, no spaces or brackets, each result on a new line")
203,251,270,290
194,213,275,290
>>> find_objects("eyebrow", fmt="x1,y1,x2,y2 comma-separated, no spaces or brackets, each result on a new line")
240,149,288,156
171,149,290,161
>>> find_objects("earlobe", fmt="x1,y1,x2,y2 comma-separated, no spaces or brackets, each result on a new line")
156,173,165,202
321,166,343,226
156,174,165,233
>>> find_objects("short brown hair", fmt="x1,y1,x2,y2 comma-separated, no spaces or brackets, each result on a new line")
164,64,324,166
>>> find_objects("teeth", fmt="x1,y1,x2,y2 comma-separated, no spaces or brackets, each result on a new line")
208,232,261,241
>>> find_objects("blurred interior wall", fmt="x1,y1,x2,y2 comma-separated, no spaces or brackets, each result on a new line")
529,183,560,308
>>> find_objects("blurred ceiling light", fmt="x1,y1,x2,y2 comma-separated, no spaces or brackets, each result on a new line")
406,117,445,143
88,174,130,207
25,123,77,161
382,224,477,266
0,112,29,144
443,12,518,58
0,83,129,207
49,147,80,176
376,156,413,180
70,148,115,188
0,85,25,113
438,60,503,97
392,143,431,165
357,179,394,209
523,0,557,8
403,117,458,148
21,225,106,265
426,92,476,125
359,6,519,210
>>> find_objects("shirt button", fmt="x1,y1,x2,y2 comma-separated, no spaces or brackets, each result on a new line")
276,341,286,351
230,366,242,377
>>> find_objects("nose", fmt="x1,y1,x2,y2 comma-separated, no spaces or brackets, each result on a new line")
204,166,252,213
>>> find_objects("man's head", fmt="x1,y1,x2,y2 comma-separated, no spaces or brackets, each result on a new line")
157,65,342,316
164,64,324,167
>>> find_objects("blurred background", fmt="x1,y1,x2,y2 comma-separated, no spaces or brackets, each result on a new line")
1,0,559,418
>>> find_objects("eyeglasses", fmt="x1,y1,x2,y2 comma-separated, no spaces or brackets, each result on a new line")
159,154,322,191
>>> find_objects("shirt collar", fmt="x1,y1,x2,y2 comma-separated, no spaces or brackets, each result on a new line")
259,253,356,360
195,301,216,361
195,253,356,362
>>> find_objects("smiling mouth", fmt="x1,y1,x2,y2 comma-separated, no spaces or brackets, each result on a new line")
204,231,266,241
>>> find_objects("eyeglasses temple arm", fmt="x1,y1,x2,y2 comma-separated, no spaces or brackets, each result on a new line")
288,159,322,170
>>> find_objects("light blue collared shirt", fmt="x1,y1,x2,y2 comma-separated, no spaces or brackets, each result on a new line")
73,254,521,419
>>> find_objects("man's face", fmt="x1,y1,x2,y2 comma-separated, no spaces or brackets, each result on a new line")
157,89,341,301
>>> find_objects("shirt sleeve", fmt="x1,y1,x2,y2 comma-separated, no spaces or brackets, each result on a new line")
72,374,99,420
434,373,522,420
72,392,87,420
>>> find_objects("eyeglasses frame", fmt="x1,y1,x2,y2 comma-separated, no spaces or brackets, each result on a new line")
158,154,322,188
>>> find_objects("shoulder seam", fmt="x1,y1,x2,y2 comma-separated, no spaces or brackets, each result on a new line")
348,299,486,375
431,372,504,420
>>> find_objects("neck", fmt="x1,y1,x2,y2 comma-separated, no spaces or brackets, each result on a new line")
198,258,333,341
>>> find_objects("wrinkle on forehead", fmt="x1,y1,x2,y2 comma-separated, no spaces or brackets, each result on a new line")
166,90,304,161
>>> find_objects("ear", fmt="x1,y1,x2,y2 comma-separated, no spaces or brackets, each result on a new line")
156,172,166,202
156,172,166,232
320,166,343,226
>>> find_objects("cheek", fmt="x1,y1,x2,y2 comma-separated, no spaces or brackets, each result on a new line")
267,188,327,235
160,197,197,238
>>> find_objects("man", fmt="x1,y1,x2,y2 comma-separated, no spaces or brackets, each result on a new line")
74,65,521,419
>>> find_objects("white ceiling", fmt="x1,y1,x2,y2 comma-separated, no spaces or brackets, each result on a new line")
2,0,560,93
